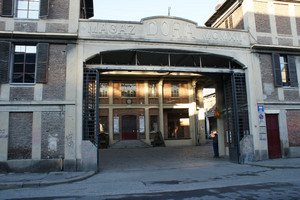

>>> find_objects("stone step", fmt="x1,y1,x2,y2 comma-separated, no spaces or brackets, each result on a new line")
110,140,151,149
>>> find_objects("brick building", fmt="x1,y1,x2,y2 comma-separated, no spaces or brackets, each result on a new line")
0,0,299,172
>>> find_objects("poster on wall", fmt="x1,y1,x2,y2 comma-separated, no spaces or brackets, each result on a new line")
139,115,145,133
114,116,119,134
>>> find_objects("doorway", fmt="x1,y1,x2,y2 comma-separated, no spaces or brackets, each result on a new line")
122,115,137,140
266,114,282,159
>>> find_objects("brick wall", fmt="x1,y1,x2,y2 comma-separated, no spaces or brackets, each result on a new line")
259,54,278,101
284,90,300,101
163,81,189,104
274,3,292,35
287,110,300,146
43,45,66,100
10,87,34,101
41,112,65,159
8,112,33,159
254,1,271,33
48,0,70,20
113,82,145,104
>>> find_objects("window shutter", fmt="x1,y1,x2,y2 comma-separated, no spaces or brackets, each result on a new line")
36,43,49,83
1,0,13,17
272,53,283,87
39,0,49,18
288,56,298,87
0,42,11,83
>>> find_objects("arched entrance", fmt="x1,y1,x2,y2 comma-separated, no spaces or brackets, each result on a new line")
82,49,249,163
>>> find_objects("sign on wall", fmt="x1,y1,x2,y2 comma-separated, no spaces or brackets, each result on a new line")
139,115,145,133
114,116,119,134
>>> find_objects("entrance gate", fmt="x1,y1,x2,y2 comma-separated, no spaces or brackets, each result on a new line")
82,69,99,146
224,73,249,163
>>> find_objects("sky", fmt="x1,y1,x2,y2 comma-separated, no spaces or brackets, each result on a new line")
92,0,221,26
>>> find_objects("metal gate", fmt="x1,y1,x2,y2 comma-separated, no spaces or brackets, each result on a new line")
224,73,249,163
82,69,99,146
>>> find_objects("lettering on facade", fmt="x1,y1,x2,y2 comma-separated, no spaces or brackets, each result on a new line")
146,20,195,39
88,23,136,35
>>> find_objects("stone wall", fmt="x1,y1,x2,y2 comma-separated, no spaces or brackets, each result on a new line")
8,113,33,159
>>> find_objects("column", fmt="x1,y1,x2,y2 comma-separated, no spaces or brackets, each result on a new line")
0,112,9,161
32,112,42,160
216,81,225,157
197,87,206,145
158,78,164,138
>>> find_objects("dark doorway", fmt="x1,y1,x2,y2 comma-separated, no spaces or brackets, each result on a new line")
266,114,282,159
122,115,137,140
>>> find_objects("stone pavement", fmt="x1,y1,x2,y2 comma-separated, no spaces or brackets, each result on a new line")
0,142,299,191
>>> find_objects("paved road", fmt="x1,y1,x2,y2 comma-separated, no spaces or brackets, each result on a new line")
1,144,300,200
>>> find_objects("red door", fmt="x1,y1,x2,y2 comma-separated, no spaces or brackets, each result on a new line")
266,114,282,159
122,115,137,140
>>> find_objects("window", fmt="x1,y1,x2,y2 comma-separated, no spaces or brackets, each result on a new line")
122,83,136,97
1,0,49,18
0,42,48,84
12,45,36,83
171,83,179,97
150,116,158,132
99,82,108,97
149,83,157,97
280,55,289,86
99,116,108,133
273,53,298,87
16,0,40,19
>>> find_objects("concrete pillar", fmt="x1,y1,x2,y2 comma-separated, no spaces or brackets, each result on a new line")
197,87,206,145
32,112,42,160
158,78,164,138
189,80,197,145
216,81,225,157
145,108,150,144
0,112,9,161
64,105,77,169
109,108,114,145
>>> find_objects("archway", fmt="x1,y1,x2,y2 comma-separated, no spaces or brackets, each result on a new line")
82,49,249,163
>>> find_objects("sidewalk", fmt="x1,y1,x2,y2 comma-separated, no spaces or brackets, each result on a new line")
0,144,299,191
0,171,95,190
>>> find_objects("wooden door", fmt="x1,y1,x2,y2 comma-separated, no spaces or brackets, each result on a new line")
266,114,282,159
122,115,137,140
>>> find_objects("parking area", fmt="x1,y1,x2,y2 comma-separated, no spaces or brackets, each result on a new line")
98,141,228,172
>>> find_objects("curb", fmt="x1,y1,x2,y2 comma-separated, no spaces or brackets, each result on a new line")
0,171,96,190
248,163,300,169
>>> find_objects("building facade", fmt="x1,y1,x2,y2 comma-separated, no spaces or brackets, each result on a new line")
0,0,299,172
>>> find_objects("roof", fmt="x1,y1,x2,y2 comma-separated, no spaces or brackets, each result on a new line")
205,0,300,27
205,0,240,27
